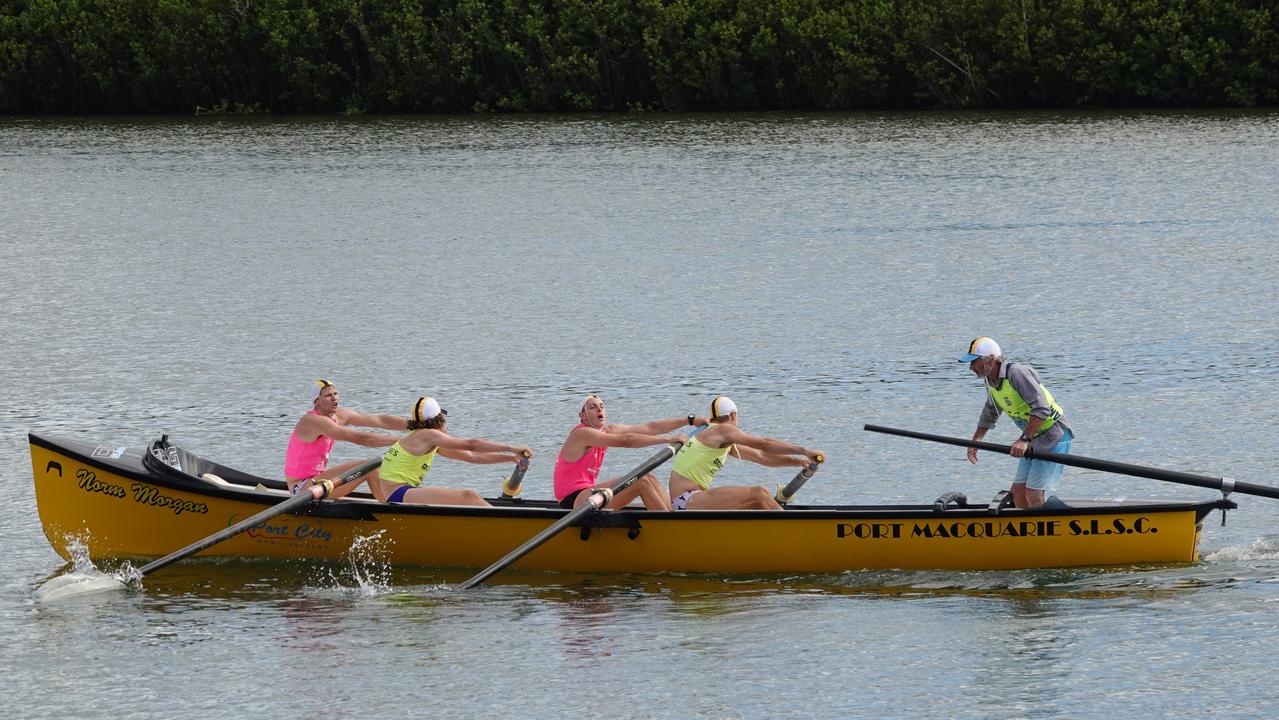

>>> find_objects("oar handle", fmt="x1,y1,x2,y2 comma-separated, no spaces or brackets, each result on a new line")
501,450,532,498
864,424,1279,501
775,454,825,505
459,426,707,590
136,458,382,578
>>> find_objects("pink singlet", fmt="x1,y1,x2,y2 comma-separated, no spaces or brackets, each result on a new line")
285,409,337,479
553,423,607,501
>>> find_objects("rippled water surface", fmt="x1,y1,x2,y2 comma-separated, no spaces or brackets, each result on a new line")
3,112,1278,718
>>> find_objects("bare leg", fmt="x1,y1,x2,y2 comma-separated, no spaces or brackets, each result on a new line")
1016,486,1046,509
684,485,781,510
605,473,671,511
400,486,491,507
304,460,373,500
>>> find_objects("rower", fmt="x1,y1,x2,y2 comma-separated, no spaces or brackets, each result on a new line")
284,379,406,499
366,396,531,506
668,396,824,510
553,394,702,510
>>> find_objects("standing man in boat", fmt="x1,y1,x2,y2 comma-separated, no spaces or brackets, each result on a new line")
366,396,532,506
285,379,406,498
958,337,1075,509
554,394,703,511
668,396,824,510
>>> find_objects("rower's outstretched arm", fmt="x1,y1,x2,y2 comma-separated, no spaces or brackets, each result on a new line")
610,416,707,435
438,448,522,464
732,444,812,468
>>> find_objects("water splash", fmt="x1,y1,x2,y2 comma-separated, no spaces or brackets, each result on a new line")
32,533,130,601
347,530,393,595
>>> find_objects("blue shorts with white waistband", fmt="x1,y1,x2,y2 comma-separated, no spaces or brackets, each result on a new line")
1013,432,1073,495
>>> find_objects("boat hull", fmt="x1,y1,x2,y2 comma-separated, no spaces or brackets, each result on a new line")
30,433,1231,573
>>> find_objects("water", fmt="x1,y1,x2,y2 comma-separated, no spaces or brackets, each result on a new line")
2,111,1278,718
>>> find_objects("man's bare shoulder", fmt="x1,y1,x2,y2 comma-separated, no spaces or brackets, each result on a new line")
565,424,604,444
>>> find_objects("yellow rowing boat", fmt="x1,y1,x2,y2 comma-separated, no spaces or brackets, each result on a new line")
29,433,1233,573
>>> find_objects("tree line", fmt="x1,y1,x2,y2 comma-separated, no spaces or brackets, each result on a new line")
2,0,1276,114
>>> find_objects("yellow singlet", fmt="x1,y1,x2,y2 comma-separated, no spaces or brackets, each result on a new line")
380,441,438,487
670,436,731,490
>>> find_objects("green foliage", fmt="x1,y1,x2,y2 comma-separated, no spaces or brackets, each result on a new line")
1,0,1276,113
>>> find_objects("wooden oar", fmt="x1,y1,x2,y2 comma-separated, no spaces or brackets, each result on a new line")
774,454,825,505
500,450,533,498
136,458,382,577
459,427,705,589
864,424,1276,500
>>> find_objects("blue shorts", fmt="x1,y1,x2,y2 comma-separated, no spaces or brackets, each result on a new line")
387,485,411,504
1013,433,1073,495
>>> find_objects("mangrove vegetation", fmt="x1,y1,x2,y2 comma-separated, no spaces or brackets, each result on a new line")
1,0,1276,114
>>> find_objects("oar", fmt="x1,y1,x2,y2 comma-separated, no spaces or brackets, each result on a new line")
500,450,533,498
136,458,383,577
459,427,705,589
864,424,1277,500
774,454,825,505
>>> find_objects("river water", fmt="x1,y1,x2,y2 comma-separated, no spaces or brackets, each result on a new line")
2,112,1278,718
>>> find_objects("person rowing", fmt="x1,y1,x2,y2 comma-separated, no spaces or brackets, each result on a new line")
367,396,532,506
553,394,703,511
284,379,406,499
668,396,824,510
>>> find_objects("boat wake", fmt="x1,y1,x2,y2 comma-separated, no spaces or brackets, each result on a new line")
1203,536,1279,563
32,535,131,602
1043,537,1279,593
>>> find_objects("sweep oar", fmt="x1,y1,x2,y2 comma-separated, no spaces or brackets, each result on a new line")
774,454,825,505
500,450,533,498
459,427,705,589
864,424,1275,500
136,458,383,577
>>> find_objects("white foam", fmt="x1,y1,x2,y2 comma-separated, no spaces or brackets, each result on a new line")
1203,536,1279,563
33,572,128,602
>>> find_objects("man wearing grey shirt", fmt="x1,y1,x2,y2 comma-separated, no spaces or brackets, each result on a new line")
958,337,1074,509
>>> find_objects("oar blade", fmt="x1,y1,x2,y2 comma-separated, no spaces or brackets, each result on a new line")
33,572,130,602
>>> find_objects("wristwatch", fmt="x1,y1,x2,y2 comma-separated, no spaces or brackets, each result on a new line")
1019,433,1033,443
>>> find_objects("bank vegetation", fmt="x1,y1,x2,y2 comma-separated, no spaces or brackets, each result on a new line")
2,0,1275,113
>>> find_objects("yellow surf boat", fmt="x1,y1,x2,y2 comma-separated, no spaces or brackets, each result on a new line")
30,433,1234,574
